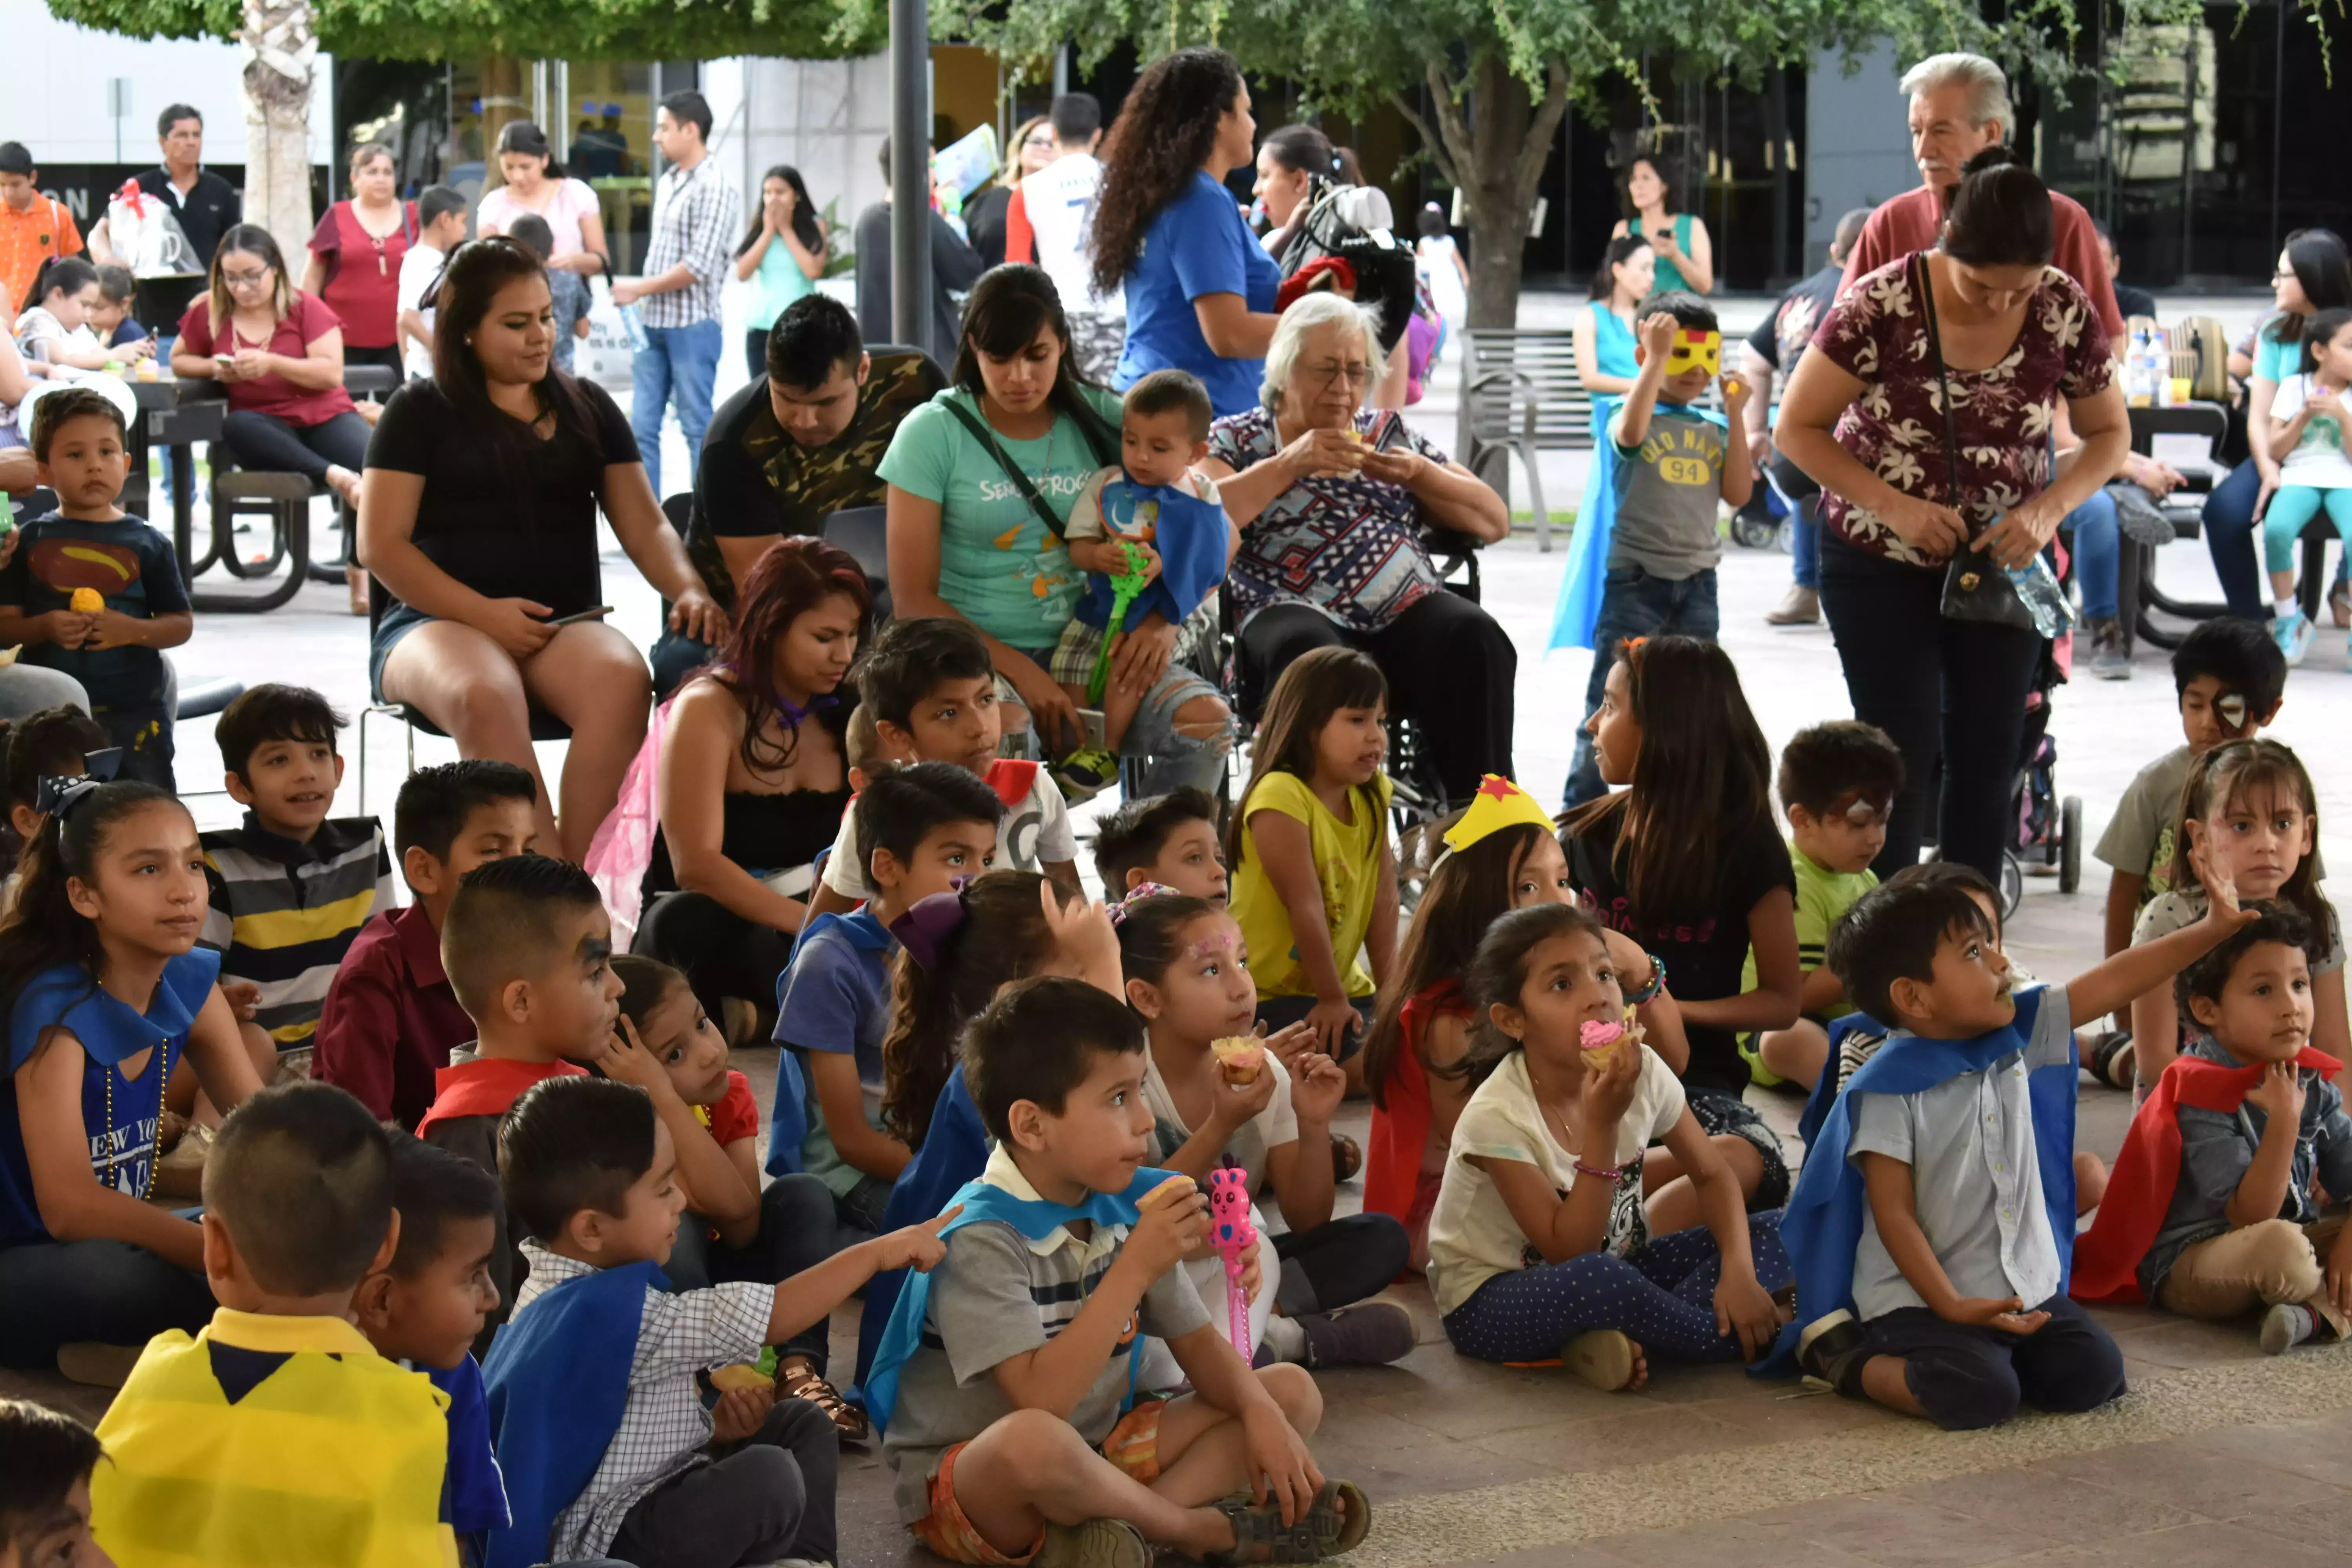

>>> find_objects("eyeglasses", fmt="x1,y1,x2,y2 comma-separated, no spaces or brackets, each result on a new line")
221,269,273,289
1025,133,1057,149
1307,361,1375,388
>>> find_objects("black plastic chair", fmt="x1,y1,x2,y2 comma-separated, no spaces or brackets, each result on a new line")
820,505,892,626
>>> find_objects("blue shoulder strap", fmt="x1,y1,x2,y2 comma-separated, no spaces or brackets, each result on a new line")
481,1259,665,1568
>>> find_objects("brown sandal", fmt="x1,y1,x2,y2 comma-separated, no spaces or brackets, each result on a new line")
777,1354,870,1443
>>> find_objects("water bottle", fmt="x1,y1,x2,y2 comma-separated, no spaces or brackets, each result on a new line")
2007,557,2076,639
2126,330,2153,407
618,303,650,354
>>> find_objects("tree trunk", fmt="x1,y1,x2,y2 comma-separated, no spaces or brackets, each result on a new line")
241,0,315,261
1393,55,1572,330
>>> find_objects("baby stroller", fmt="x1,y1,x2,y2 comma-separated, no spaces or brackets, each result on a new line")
2001,634,2083,919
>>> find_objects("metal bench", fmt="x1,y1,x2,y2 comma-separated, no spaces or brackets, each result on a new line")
1455,328,1592,552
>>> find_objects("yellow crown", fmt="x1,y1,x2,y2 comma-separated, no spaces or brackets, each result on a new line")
1441,775,1557,856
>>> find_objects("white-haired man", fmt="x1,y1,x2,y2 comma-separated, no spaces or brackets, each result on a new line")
1839,53,2124,342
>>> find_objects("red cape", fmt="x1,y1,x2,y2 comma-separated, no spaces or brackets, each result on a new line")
414,1056,588,1136
1366,980,1468,1227
2071,1045,2341,1303
981,759,1040,812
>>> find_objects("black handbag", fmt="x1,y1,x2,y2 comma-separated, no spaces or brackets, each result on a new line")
1917,254,2038,633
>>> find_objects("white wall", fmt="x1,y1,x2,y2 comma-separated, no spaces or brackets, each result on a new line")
730,54,896,241
1804,40,1916,270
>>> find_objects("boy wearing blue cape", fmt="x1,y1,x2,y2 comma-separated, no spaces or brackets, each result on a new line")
869,976,1367,1567
1785,869,2250,1430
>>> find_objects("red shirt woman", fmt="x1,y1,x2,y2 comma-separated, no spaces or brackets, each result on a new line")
303,143,414,370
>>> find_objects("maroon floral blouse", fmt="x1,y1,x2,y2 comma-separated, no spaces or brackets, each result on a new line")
1809,256,2114,564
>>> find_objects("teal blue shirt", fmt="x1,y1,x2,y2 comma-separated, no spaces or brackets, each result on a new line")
746,234,818,332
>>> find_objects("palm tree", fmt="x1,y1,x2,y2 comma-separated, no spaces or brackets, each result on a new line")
240,0,316,256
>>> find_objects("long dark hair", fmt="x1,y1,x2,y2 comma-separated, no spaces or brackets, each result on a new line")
1621,155,1679,215
1561,637,1773,929
1362,819,1547,1109
1115,891,1225,994
22,256,98,316
1940,145,2053,270
1587,234,1652,303
714,536,868,773
1089,46,1247,299
951,265,1101,413
1225,647,1387,874
2271,231,2352,346
881,871,1070,1147
0,783,189,1019
207,223,293,327
1454,902,1613,1090
2164,739,2327,939
1262,123,1338,181
494,119,566,181
0,705,108,875
737,164,824,258
430,236,599,448
2299,307,2352,377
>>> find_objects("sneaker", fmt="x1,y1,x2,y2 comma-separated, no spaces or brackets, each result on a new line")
1036,1519,1149,1568
1049,746,1119,805
1299,1302,1417,1367
2274,611,2317,666
2088,617,2131,680
57,1342,144,1388
2262,1301,2320,1354
1765,584,1820,626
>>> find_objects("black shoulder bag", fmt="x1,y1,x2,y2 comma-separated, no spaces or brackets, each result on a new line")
1918,253,2037,633
940,393,1120,541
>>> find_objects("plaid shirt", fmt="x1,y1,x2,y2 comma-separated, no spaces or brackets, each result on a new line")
640,157,739,328
515,1241,771,1561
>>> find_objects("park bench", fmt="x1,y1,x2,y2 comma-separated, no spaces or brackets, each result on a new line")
1455,327,1593,552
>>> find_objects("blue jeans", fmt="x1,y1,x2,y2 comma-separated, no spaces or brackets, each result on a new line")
1565,564,1720,808
631,318,724,499
1790,494,1823,590
2201,460,2270,618
0,1229,214,1366
2069,487,2121,620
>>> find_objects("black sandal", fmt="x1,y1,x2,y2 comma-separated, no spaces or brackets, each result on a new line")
777,1355,870,1443
1203,1479,1370,1564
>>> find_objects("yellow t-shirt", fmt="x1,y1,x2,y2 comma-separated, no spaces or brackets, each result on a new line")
1230,769,1393,1000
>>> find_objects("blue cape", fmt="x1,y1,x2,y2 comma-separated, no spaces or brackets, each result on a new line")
481,1259,666,1568
1546,402,1730,653
766,909,894,1178
424,1354,510,1544
1759,987,2077,1376
853,1065,991,1395
8,949,220,1073
858,1162,1181,1436
1795,1012,1891,1152
1074,478,1228,633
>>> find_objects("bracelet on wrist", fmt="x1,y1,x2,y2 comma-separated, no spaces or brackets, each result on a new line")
1573,1158,1623,1182
1621,954,1668,1006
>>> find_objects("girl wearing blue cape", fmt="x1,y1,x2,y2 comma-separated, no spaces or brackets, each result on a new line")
0,778,263,1371
1544,236,1652,661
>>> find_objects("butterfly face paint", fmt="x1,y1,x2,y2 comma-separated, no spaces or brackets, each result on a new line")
1663,328,1720,377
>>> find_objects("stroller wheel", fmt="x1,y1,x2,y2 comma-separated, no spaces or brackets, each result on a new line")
2060,797,2083,893
1998,851,2024,923
1730,511,1779,550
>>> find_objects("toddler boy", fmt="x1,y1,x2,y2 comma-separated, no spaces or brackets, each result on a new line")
399,185,468,381
352,1131,511,1560
91,1082,453,1565
1743,720,1905,1089
2074,904,2352,1352
0,1399,107,1568
0,388,191,788
198,684,399,1080
484,1074,953,1568
1565,292,1752,805
1048,368,1230,799
774,762,1002,1225
1094,784,1227,904
1787,871,2251,1429
809,616,1078,914
316,759,539,1128
869,976,1363,1566
504,214,592,374
416,853,619,1310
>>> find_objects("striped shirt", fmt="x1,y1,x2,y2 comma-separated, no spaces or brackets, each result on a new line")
201,814,399,1049
639,157,739,328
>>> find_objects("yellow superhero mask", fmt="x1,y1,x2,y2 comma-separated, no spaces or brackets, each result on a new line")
1663,328,1720,377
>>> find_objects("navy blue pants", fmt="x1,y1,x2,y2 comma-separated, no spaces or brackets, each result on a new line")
1565,564,1720,808
1443,1212,1791,1364
1859,1292,2125,1431
664,1173,842,1370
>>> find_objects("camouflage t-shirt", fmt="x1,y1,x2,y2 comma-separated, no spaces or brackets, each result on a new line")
684,349,944,610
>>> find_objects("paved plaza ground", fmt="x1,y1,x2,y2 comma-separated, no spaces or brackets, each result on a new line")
12,288,2352,1566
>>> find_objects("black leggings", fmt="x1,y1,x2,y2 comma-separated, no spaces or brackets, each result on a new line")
1237,590,1516,807
220,408,371,484
633,890,794,1025
1817,532,2040,882
1271,1212,1410,1315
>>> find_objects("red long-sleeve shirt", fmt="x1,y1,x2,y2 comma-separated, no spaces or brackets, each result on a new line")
1840,183,2126,345
313,904,478,1130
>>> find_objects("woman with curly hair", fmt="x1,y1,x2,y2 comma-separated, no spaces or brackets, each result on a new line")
1090,46,1283,417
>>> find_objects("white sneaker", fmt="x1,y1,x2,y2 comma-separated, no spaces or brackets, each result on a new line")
2273,611,2316,667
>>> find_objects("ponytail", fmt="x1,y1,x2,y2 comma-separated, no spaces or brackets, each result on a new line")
0,781,186,1016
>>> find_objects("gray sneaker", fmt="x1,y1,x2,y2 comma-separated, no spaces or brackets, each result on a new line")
1299,1302,1417,1367
2088,617,2131,680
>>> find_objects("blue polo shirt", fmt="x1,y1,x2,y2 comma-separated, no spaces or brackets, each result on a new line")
1114,170,1281,418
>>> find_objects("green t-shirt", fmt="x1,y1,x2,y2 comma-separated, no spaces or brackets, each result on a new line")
1740,840,1877,1021
874,385,1122,650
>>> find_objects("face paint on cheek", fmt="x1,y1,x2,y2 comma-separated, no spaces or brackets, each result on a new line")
1664,329,1721,377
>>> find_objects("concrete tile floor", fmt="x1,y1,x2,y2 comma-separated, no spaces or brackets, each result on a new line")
11,388,2352,1565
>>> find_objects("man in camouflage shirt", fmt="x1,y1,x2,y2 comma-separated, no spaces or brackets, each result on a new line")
655,293,943,695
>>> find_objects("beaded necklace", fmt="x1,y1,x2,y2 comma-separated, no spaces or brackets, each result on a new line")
97,1038,174,1201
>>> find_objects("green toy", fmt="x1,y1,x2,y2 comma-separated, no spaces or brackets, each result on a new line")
1084,539,1155,706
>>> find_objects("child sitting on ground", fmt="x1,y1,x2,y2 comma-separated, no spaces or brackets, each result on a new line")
1117,886,1416,1367
868,976,1367,1566
1362,776,1687,1268
416,853,619,1313
1563,293,1751,805
0,702,109,915
1227,646,1398,1079
808,617,1080,914
609,952,869,1443
1742,720,1905,1090
483,1074,954,1568
2091,618,2288,1085
0,1398,109,1568
2126,739,2343,1090
199,684,399,1081
1095,784,1228,904
503,214,592,374
1788,860,2253,1430
2074,903,2352,1352
1428,903,1789,1389
1047,368,1232,799
89,266,151,356
351,1131,511,1561
0,388,191,788
92,1082,454,1564
315,759,540,1129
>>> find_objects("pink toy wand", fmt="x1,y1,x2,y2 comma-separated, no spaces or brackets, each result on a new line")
1208,1167,1256,1357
